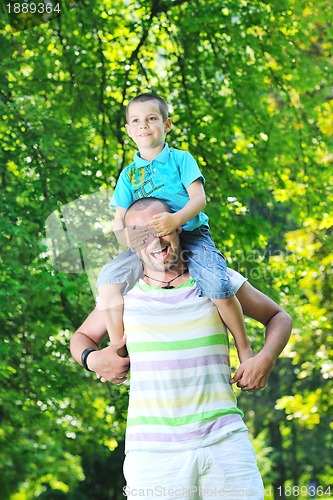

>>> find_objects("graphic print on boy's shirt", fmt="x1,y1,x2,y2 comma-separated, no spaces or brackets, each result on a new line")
128,164,164,200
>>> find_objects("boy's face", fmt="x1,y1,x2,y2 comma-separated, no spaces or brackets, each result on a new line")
125,100,172,154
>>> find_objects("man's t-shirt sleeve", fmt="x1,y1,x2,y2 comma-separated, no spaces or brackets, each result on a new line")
227,268,247,294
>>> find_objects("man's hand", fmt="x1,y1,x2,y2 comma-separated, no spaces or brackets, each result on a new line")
88,336,130,385
230,352,275,392
149,212,179,237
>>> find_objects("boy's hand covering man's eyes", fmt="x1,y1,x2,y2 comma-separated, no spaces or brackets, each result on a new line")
124,225,153,251
148,212,179,237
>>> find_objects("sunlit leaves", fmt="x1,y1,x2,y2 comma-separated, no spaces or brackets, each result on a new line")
0,0,332,496
276,391,322,429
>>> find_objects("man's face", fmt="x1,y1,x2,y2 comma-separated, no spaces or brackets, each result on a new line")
125,202,182,273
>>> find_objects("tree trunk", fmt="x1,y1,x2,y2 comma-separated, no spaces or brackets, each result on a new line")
269,420,287,500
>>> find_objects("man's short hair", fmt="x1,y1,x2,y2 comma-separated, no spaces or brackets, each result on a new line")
124,198,171,225
126,94,169,122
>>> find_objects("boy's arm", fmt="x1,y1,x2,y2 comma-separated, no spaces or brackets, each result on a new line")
149,179,206,236
231,282,292,391
113,206,127,245
70,307,130,384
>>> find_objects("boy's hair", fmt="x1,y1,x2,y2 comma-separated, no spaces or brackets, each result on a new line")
126,94,169,122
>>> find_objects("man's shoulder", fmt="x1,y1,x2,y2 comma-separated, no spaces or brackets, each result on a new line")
227,268,247,293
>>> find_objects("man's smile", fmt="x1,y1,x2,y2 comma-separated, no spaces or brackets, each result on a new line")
150,245,170,261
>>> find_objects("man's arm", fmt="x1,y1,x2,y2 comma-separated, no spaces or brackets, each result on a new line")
232,281,292,391
70,307,130,384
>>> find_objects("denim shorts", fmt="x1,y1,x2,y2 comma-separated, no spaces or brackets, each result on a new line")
96,248,143,294
96,226,234,299
123,430,264,500
180,225,234,299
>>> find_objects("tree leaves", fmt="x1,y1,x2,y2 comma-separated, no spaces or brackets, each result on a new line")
1,0,332,497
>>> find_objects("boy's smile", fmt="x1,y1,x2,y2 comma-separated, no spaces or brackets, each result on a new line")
125,100,172,160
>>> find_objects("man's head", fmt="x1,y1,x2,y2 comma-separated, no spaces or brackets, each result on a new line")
125,94,172,155
124,198,183,273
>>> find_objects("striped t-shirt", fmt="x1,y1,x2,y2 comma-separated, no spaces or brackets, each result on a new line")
123,278,247,452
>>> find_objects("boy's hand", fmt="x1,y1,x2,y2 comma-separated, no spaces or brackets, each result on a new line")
149,212,180,237
124,225,151,251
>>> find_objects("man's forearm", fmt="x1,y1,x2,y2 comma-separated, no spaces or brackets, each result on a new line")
259,309,292,366
230,309,292,391
236,281,292,364
70,307,108,366
70,308,130,382
233,281,292,390
70,331,98,368
71,332,130,382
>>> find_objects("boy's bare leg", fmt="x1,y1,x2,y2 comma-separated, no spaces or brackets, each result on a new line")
212,296,253,363
97,284,128,358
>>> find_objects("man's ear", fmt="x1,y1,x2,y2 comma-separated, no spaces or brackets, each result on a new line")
177,227,182,234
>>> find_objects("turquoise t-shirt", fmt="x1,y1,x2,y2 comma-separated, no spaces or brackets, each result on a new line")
111,143,209,231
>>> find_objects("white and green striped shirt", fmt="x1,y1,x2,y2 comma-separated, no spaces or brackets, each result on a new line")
123,278,247,452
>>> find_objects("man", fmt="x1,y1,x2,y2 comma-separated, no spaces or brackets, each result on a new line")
70,198,292,500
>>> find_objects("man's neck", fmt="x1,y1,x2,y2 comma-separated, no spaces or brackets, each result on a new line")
143,263,189,288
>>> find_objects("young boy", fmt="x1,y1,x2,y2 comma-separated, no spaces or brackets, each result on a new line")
97,93,253,362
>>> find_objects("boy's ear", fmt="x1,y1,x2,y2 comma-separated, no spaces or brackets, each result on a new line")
165,118,172,133
177,227,182,234
125,123,131,136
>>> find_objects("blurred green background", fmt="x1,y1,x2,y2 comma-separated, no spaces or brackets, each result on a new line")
0,0,332,498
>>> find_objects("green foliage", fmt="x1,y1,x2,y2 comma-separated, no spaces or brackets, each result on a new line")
0,0,332,498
